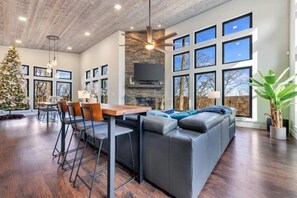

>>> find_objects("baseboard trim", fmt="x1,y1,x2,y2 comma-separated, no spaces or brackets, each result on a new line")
235,120,266,130
290,127,297,139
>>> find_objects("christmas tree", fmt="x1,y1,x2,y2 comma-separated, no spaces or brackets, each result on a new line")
0,46,29,112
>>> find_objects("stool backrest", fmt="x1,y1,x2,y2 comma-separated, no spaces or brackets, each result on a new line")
57,100,68,113
67,102,82,117
81,103,104,121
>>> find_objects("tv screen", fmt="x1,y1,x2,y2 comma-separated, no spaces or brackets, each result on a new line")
134,63,164,81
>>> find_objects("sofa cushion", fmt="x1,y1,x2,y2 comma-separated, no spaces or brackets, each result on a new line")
179,112,224,133
143,116,178,134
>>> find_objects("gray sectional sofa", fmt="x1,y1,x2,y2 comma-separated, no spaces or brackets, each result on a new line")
104,108,236,198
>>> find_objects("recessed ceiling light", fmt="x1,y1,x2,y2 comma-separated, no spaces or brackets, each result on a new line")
130,26,134,30
158,24,162,28
233,25,237,29
114,4,122,10
15,40,22,44
84,32,91,36
18,16,27,22
67,47,72,50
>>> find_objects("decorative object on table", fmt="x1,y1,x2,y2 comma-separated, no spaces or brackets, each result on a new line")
77,90,90,103
46,35,59,76
0,46,29,118
86,82,99,103
121,0,177,53
207,91,221,104
250,68,297,140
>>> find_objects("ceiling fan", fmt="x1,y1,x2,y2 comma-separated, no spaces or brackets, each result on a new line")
122,0,178,53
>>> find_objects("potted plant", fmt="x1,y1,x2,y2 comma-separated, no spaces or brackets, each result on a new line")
250,68,297,140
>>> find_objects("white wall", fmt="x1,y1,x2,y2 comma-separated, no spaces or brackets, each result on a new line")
165,0,290,129
290,0,297,137
0,46,80,110
80,31,125,104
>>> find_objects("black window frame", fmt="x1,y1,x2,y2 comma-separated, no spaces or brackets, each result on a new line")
173,51,190,72
173,74,190,111
194,25,216,44
56,69,72,80
194,44,217,68
33,66,53,78
194,71,216,109
85,81,90,87
222,66,252,118
93,68,99,78
222,35,253,64
86,70,91,79
223,13,253,36
173,34,190,50
22,65,29,76
56,81,72,100
101,78,108,103
101,65,108,75
33,79,53,109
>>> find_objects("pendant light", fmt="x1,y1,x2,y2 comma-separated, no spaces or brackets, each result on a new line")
46,35,59,76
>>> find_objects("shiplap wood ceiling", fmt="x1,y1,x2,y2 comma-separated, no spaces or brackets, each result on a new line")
0,0,230,53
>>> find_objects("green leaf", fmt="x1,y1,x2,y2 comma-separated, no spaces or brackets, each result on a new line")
275,67,290,84
255,89,270,100
279,102,297,112
279,91,297,102
258,69,265,80
250,83,262,87
264,70,276,84
250,78,263,87
278,74,297,86
277,84,297,98
263,83,275,99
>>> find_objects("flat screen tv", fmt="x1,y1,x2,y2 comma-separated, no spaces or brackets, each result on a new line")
134,63,164,81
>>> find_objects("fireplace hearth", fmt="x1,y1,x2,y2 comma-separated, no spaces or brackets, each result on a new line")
135,97,156,109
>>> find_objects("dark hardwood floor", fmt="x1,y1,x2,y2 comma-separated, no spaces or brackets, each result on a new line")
0,115,297,198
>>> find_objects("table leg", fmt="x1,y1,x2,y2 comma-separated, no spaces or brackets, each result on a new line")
61,112,66,154
107,116,115,198
136,114,144,183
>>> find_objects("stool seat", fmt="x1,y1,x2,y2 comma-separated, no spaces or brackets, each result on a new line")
85,123,133,140
75,120,106,131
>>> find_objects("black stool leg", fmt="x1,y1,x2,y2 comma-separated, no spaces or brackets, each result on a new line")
69,131,84,182
89,140,103,198
57,124,70,164
73,135,88,187
61,127,75,169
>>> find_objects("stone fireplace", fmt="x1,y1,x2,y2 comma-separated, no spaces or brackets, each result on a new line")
124,30,165,110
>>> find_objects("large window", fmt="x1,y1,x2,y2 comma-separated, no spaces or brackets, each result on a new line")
173,51,190,72
195,72,216,109
22,65,29,76
33,80,52,109
101,78,108,103
173,75,189,111
56,81,72,101
34,66,52,78
195,45,216,68
56,70,72,80
173,35,190,50
101,65,108,75
195,26,216,44
86,70,91,79
93,68,99,77
223,13,252,36
223,67,252,117
24,79,29,96
223,36,252,64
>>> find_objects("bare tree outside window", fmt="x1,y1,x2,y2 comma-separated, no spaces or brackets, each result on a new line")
195,72,215,109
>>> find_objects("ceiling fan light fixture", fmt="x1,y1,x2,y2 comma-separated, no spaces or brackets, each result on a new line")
145,44,154,50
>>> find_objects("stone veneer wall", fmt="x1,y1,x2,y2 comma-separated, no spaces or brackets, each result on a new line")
125,30,165,109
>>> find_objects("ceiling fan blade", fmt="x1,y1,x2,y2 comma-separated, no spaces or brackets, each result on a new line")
147,26,153,43
155,47,169,54
155,32,177,43
122,33,145,44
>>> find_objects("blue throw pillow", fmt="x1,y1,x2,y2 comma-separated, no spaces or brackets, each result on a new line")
164,109,175,115
170,112,190,120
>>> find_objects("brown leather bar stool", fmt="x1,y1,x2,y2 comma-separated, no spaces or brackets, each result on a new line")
72,103,135,198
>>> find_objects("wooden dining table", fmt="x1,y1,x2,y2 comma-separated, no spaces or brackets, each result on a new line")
59,103,151,198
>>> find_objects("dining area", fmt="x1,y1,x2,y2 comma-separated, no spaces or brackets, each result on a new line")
35,99,151,197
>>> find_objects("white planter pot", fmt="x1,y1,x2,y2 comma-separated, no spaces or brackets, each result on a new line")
270,126,287,140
